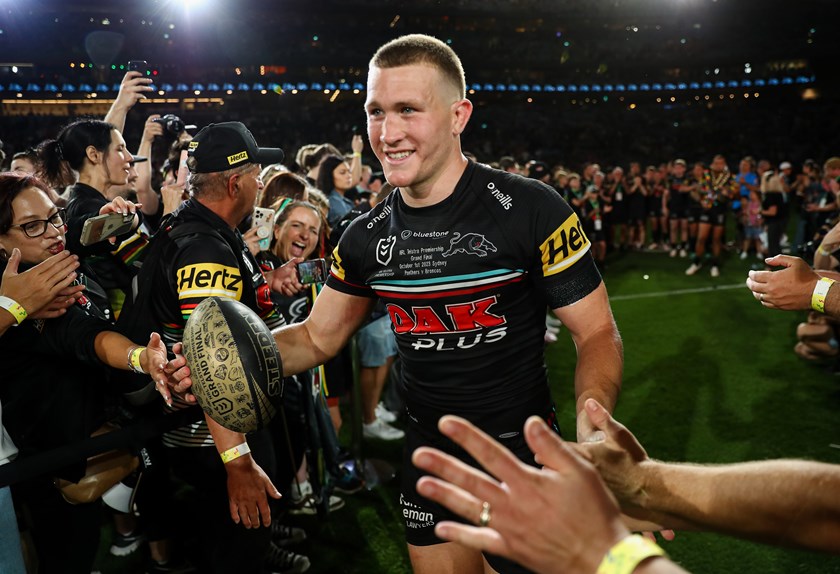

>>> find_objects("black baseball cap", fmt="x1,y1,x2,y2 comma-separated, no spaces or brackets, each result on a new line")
188,121,284,174
528,161,549,179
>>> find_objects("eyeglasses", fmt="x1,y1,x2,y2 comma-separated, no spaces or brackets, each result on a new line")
10,208,66,238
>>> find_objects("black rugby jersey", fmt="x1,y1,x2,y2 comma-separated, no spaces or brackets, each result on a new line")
327,162,602,415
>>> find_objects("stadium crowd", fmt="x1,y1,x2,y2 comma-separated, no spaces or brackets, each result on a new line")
1,61,840,574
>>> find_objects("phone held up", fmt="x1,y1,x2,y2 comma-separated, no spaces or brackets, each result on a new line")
297,259,328,286
251,207,275,251
80,212,135,246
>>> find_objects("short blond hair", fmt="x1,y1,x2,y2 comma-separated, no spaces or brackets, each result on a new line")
370,34,466,99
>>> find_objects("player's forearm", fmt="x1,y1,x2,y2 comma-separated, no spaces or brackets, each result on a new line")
573,324,623,416
640,459,840,553
273,321,333,376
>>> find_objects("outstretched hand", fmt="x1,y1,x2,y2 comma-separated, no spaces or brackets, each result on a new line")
1,249,83,319
572,399,675,541
412,415,629,574
162,341,196,404
745,255,819,310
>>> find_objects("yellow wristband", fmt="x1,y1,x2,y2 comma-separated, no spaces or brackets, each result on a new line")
0,296,27,325
811,277,835,314
817,245,832,257
220,442,251,464
128,346,147,374
597,534,666,574
353,151,362,158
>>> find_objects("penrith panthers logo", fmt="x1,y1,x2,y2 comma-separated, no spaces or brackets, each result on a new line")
442,232,497,258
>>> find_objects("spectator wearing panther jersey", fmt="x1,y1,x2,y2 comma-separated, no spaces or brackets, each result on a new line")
242,34,624,574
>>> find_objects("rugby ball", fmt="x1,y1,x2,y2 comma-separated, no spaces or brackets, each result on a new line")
182,297,283,433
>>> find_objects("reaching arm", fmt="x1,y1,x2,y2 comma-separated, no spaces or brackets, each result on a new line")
349,134,364,187
412,415,687,574
135,115,163,216
104,72,153,134
0,249,82,337
553,281,623,441
578,400,840,553
272,285,375,376
205,415,281,528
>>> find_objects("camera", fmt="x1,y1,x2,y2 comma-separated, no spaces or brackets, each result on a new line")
153,114,187,136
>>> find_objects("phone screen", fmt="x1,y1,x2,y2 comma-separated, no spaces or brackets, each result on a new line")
297,259,327,285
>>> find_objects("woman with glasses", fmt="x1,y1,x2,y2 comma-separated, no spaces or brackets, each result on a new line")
0,172,179,574
38,119,146,318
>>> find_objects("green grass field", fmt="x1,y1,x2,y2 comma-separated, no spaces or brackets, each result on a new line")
94,247,840,573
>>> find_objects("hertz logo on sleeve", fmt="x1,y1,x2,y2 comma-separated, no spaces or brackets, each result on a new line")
176,263,244,300
227,151,249,165
540,213,591,277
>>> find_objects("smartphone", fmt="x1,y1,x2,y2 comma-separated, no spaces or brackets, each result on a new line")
127,60,147,73
176,149,189,189
251,206,275,251
80,212,135,246
297,258,327,285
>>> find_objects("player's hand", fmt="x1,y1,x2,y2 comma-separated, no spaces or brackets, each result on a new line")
1,249,82,319
225,455,282,528
413,415,629,574
266,257,304,297
572,400,677,541
162,341,196,403
746,255,819,311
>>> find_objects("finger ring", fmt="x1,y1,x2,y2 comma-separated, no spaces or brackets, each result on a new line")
478,501,491,527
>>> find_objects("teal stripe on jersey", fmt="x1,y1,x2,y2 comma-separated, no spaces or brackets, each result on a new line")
370,268,523,287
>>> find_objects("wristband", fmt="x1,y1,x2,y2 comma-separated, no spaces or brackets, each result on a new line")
128,346,147,374
220,442,251,464
817,245,832,257
0,296,27,325
352,151,362,158
811,277,835,314
597,534,666,574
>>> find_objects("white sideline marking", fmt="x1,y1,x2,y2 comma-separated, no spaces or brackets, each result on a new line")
610,283,746,302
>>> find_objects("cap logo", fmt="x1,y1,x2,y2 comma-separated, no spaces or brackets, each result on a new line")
227,151,249,165
189,141,199,150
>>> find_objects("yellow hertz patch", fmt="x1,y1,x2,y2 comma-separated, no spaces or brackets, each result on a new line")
540,213,592,277
330,247,345,281
188,141,199,150
176,263,243,300
227,151,249,165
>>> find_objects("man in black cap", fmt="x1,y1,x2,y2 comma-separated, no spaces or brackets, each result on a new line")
130,121,310,573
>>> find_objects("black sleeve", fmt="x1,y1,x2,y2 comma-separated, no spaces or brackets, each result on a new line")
39,305,112,367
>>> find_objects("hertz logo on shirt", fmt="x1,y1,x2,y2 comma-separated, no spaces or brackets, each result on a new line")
188,141,199,150
227,151,249,165
177,263,243,300
540,213,591,277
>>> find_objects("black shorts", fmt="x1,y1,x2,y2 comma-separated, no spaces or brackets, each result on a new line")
667,204,686,220
401,396,558,574
699,206,726,226
686,203,703,223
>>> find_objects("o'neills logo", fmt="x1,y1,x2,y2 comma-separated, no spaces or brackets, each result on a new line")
488,182,512,210
227,151,249,165
367,205,392,229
